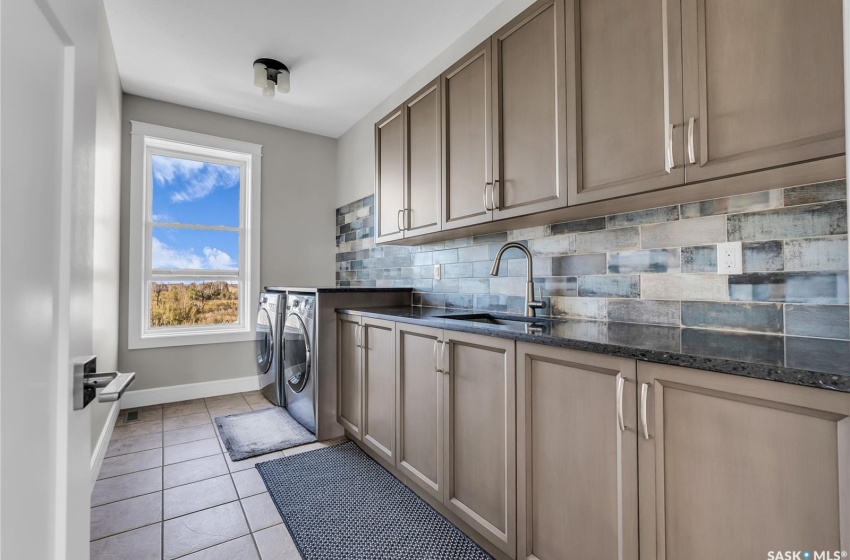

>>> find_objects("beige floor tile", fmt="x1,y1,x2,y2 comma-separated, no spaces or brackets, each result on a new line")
179,535,260,560
110,420,163,442
252,524,300,560
105,432,162,458
163,438,221,465
224,451,283,473
207,403,252,418
282,441,325,457
90,492,162,541
91,467,162,507
231,468,267,498
163,401,208,419
205,393,248,405
114,406,162,427
164,474,237,519
98,448,162,480
163,454,229,489
163,411,211,432
240,493,282,532
249,402,277,411
163,423,216,447
163,398,205,407
90,522,161,560
163,501,249,559
242,392,272,406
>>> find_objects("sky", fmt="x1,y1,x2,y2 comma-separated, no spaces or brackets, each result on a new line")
150,155,240,270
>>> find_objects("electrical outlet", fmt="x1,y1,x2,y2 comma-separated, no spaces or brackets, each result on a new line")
434,264,442,280
716,241,743,275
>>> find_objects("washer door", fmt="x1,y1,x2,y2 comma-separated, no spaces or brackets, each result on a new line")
283,312,310,393
256,307,274,375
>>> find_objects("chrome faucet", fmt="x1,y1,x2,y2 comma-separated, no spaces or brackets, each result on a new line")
490,242,547,318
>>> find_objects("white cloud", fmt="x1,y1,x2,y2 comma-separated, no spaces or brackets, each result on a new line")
152,155,240,203
151,237,237,270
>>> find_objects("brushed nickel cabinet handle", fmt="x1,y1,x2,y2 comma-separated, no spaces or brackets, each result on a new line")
397,209,404,231
667,123,675,169
491,180,499,210
440,341,448,375
640,382,650,440
616,376,626,432
483,183,493,211
356,324,362,348
433,339,442,373
687,117,696,164
404,208,411,231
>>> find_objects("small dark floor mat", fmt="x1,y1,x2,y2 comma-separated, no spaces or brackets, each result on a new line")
256,441,492,560
215,406,315,461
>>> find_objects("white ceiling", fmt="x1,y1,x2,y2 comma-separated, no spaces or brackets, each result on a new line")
103,0,503,138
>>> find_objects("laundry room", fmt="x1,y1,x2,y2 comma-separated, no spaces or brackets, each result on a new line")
2,0,850,559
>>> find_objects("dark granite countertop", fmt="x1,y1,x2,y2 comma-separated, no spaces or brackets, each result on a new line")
265,286,413,294
337,306,850,393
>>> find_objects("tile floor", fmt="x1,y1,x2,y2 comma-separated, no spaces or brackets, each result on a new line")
90,391,341,559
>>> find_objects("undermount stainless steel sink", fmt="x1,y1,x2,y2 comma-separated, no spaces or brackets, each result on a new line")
436,313,549,333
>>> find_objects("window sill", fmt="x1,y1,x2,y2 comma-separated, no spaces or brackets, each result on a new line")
128,328,254,350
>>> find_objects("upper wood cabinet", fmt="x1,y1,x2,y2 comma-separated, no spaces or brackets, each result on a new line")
681,0,844,183
404,79,443,236
567,0,685,204
517,343,638,560
493,0,568,219
375,108,405,242
442,41,494,230
637,362,850,560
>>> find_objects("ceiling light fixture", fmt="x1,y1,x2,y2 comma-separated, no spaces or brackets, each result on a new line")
252,58,290,98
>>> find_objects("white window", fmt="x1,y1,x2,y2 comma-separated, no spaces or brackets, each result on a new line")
128,121,262,349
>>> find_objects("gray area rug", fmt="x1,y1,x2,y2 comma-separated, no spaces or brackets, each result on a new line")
256,441,492,560
215,406,316,461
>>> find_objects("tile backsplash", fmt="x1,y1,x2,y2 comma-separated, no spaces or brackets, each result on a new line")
336,180,849,342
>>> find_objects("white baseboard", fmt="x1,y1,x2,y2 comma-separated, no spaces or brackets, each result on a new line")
90,401,120,490
120,376,261,409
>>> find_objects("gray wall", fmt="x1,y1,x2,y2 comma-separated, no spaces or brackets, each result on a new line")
90,3,124,452
118,95,337,391
335,0,536,207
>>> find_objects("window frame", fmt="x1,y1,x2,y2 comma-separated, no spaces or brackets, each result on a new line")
128,121,262,349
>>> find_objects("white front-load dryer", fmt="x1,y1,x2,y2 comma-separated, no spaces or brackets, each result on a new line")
256,292,284,406
281,293,316,433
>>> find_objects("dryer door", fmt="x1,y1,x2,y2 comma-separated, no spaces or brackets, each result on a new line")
256,307,274,375
282,312,310,393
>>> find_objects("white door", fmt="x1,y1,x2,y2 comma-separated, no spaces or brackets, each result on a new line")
1,0,99,558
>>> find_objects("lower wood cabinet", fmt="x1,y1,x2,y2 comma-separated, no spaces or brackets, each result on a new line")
637,361,850,560
443,331,517,558
516,343,638,560
338,314,850,559
395,322,444,501
361,318,396,463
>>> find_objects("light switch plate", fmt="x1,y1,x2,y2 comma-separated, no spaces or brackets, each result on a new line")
717,241,743,275
434,264,442,280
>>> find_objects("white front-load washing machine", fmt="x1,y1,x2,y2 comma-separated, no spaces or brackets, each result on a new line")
256,292,284,406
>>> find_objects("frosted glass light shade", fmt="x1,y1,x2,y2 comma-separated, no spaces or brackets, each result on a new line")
263,79,275,98
277,68,290,93
253,62,267,88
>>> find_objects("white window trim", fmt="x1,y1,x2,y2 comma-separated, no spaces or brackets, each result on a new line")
128,121,262,349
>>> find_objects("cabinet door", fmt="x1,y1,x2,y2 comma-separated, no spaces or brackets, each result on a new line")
442,41,493,230
568,0,684,204
517,344,638,560
395,323,444,501
681,0,844,183
336,315,362,439
637,362,850,560
375,107,405,243
443,331,516,557
492,0,568,218
404,79,442,237
361,317,396,463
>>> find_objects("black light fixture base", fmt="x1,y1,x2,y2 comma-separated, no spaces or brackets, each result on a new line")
254,58,289,79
